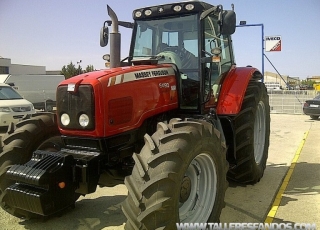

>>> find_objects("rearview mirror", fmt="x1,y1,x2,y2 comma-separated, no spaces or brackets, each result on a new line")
220,10,236,35
100,25,109,47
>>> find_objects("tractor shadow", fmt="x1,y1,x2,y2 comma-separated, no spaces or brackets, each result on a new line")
222,161,320,223
19,188,127,230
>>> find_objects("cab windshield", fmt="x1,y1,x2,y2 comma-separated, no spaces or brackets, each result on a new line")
132,14,199,70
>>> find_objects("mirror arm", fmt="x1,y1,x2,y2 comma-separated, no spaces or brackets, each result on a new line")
200,4,223,21
200,6,218,20
217,5,223,26
105,20,134,29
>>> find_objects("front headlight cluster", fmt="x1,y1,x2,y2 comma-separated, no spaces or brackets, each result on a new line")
61,113,90,128
134,3,195,18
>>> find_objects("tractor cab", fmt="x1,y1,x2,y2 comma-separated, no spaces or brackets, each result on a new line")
129,1,236,113
100,1,236,114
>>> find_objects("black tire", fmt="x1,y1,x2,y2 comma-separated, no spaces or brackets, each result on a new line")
227,81,270,184
310,115,319,120
122,118,228,229
0,114,63,219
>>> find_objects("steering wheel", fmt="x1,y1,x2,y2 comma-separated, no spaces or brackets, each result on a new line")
162,46,182,54
220,61,233,68
157,50,183,69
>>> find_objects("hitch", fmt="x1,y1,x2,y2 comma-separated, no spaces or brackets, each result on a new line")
3,150,77,216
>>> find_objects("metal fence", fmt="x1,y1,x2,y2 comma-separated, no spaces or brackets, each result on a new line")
268,90,319,114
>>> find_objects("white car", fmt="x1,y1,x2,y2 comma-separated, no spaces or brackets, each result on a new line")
0,83,36,127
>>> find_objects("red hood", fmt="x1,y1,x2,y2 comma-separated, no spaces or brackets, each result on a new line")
57,63,178,138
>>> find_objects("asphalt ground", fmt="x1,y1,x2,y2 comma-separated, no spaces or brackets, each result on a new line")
220,114,319,227
0,113,319,229
271,116,320,226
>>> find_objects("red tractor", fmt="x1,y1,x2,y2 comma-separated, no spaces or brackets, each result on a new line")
0,1,270,229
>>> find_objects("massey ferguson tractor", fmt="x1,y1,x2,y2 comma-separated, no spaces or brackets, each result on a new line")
0,1,270,229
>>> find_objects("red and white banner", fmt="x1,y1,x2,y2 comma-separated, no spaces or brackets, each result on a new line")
265,36,282,52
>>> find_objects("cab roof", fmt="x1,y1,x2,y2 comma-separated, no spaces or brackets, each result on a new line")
132,1,215,20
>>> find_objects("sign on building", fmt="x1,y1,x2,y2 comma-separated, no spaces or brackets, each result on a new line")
265,36,281,52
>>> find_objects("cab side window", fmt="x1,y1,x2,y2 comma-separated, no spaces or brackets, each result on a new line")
203,15,234,99
203,15,233,78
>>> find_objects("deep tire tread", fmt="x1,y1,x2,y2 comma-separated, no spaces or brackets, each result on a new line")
123,119,228,229
227,81,270,184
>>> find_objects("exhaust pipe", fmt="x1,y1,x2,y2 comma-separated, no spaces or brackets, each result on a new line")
107,5,121,68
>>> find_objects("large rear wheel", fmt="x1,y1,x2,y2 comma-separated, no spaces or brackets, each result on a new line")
122,118,228,229
0,114,63,218
227,81,270,184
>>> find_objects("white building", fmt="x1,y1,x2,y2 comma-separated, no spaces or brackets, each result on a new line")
0,57,46,75
264,71,300,89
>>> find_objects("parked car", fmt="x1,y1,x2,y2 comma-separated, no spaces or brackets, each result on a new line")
0,83,36,127
0,74,65,111
303,94,320,120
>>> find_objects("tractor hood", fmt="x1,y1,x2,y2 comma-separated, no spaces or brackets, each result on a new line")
57,64,178,138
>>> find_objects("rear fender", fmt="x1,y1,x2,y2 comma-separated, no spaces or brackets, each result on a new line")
217,67,263,115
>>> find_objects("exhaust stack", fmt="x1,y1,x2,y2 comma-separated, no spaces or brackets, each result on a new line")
107,5,121,68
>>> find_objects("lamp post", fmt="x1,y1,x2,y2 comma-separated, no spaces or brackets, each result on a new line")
77,60,82,75
236,22,265,82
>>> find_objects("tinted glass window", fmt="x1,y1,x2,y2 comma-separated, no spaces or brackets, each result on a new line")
0,86,23,100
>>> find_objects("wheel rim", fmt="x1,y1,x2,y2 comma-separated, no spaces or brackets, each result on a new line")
254,101,266,163
179,153,217,223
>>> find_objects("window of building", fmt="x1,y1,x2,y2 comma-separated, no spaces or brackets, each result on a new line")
0,66,9,74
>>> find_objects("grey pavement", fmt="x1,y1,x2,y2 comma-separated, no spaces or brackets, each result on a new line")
0,114,319,229
272,118,320,226
221,114,316,224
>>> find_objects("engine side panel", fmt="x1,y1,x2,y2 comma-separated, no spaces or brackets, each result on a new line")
216,67,261,115
100,66,178,136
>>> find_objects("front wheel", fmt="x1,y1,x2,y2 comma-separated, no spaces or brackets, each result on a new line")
122,119,228,229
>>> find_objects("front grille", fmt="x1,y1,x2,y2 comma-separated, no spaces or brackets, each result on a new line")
12,106,31,112
57,85,95,130
63,137,102,151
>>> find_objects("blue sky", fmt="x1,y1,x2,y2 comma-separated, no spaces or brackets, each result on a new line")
0,0,319,79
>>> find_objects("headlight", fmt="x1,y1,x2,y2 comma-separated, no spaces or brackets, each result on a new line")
173,5,182,12
185,4,194,11
135,11,142,18
79,114,90,127
0,107,11,112
61,113,70,126
144,9,152,16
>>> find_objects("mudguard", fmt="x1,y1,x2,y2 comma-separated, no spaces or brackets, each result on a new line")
216,66,263,115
